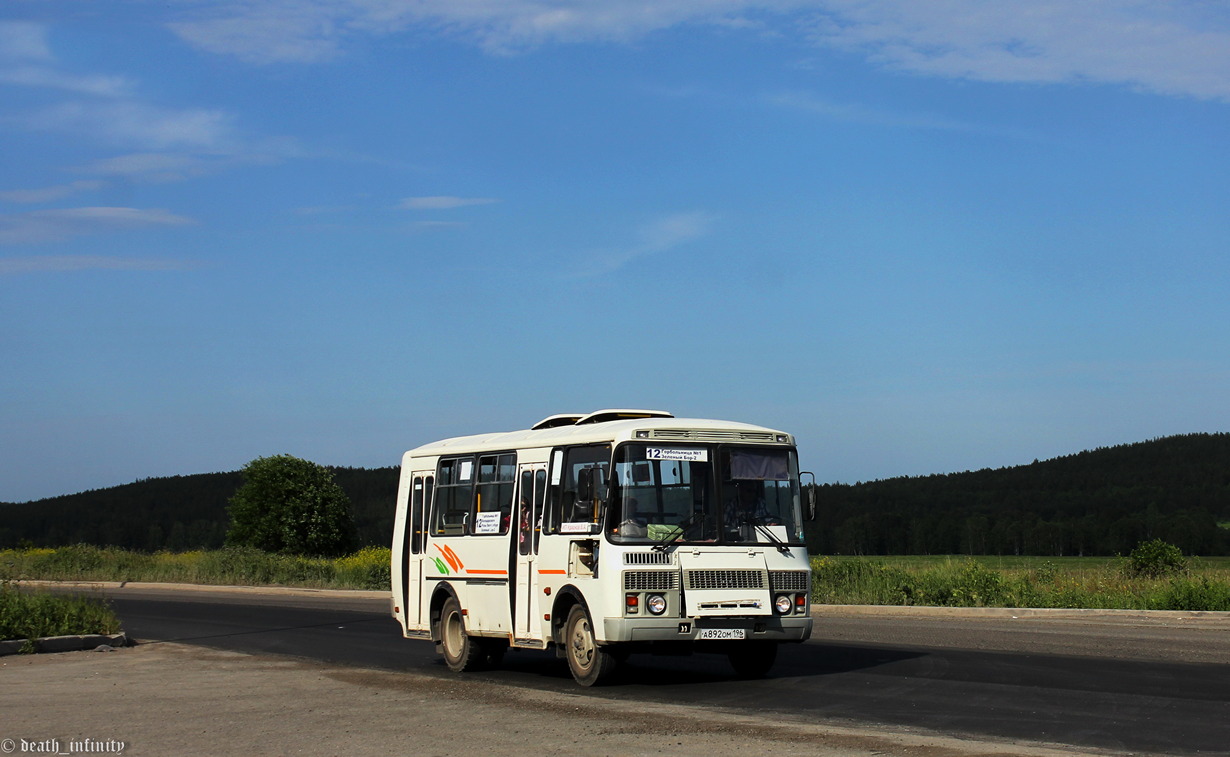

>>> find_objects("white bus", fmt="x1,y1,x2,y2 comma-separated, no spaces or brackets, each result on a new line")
390,409,816,686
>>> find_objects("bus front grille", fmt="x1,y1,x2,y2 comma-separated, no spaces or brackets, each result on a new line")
770,570,810,593
686,569,765,590
624,571,679,591
624,552,672,566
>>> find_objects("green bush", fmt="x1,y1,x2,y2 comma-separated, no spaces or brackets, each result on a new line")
811,557,915,605
1124,539,1188,578
0,582,121,641
335,546,392,590
0,545,153,582
226,455,358,557
912,560,1009,607
1150,576,1230,611
1033,560,1059,582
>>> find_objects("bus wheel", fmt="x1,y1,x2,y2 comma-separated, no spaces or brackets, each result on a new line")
564,605,618,686
727,642,777,679
440,596,483,672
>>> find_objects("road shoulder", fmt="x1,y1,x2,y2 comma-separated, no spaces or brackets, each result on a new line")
2,641,1112,757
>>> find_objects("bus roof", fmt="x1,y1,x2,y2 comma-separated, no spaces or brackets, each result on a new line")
403,410,793,460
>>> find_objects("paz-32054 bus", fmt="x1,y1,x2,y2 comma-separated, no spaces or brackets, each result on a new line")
390,409,816,686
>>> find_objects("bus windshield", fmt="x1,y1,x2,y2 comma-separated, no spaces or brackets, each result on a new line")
607,444,804,546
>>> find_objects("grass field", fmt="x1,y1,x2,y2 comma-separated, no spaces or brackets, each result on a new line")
822,555,1230,571
0,545,391,591
4,546,1229,611
812,554,1230,611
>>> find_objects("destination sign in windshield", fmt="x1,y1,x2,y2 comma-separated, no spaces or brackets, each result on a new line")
645,448,708,462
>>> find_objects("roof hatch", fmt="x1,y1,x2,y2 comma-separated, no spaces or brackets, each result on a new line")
531,409,674,430
574,409,674,426
530,413,586,430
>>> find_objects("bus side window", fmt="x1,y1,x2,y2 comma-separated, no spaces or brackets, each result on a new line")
546,449,564,534
410,477,424,554
433,457,473,535
424,475,434,539
518,470,534,555
476,453,516,535
533,469,546,551
560,445,611,524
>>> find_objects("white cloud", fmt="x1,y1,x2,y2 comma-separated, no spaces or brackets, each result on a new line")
0,65,132,97
0,207,196,245
765,90,978,131
808,0,1230,101
572,210,715,278
637,211,713,253
165,1,1230,101
400,196,501,210
16,102,235,151
0,22,243,157
0,181,106,204
169,6,344,64
0,23,131,99
0,21,53,61
0,255,198,275
72,153,214,183
168,0,792,62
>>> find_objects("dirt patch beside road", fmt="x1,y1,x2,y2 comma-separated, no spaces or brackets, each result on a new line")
2,641,1110,757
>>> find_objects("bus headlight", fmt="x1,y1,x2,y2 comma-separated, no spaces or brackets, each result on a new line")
774,594,793,615
646,594,667,615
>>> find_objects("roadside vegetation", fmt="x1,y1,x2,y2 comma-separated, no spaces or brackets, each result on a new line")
812,541,1230,611
1,581,121,643
2,456,388,593
5,540,1229,611
0,545,392,591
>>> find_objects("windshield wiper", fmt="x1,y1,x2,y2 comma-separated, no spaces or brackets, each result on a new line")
753,522,792,554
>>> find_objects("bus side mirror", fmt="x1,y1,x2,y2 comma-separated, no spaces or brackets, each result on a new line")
577,467,605,502
801,471,817,521
577,469,591,502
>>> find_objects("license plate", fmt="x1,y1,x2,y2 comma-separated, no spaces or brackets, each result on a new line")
698,628,746,640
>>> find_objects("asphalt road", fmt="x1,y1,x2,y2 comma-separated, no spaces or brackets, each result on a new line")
100,587,1230,756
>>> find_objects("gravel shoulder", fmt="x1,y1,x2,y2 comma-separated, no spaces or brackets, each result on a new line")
4,641,1107,757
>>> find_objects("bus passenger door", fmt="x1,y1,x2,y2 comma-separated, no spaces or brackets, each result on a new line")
404,472,432,631
513,465,547,640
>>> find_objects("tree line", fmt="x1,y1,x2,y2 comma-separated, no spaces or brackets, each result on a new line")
804,433,1230,556
3,433,1228,555
0,466,397,552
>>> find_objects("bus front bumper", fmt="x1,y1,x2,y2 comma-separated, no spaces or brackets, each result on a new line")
602,615,812,644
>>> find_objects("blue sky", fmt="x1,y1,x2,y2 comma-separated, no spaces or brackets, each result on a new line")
2,1,1228,502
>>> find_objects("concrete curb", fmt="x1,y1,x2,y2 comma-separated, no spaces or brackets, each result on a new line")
0,632,129,657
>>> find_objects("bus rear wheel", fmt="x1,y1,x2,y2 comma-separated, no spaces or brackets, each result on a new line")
439,596,484,672
564,605,618,686
727,641,778,679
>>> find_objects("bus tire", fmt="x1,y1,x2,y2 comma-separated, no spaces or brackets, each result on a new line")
727,641,777,679
439,596,484,672
564,605,618,686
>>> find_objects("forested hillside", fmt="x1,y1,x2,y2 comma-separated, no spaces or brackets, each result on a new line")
3,433,1228,555
0,467,398,551
806,433,1230,556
